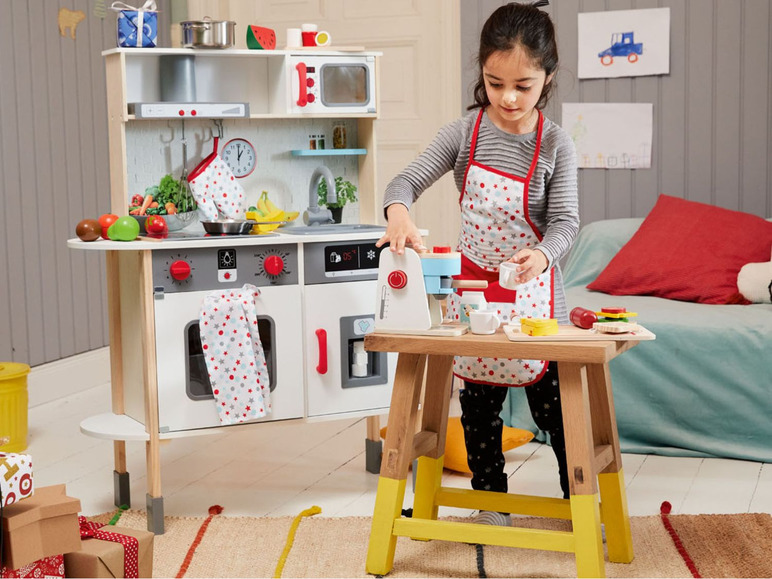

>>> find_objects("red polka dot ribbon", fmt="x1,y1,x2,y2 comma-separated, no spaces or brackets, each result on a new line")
79,516,140,578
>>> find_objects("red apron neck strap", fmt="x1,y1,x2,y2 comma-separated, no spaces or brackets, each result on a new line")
212,136,219,154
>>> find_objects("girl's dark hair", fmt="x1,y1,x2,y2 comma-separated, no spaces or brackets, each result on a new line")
468,1,558,111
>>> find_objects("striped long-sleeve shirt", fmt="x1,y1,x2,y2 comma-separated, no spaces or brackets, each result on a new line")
383,109,579,322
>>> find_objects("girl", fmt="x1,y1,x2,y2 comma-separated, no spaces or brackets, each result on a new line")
376,1,578,526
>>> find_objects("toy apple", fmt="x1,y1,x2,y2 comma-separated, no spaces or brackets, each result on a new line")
107,215,140,241
98,213,119,239
145,215,169,238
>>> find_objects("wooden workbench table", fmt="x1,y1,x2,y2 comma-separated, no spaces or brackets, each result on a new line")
363,330,641,578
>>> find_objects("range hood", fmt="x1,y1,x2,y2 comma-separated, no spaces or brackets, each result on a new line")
128,102,249,119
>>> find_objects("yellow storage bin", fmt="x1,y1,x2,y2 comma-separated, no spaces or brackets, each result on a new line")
0,362,30,453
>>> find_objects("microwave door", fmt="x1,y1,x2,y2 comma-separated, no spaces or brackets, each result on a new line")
321,64,369,107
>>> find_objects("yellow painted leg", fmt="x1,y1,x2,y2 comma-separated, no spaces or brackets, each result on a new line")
413,456,443,521
599,470,634,563
366,477,407,576
570,494,605,578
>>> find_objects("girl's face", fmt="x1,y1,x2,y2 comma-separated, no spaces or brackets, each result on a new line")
483,46,553,134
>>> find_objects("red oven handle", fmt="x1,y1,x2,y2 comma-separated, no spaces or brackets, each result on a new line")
295,62,308,107
315,328,327,374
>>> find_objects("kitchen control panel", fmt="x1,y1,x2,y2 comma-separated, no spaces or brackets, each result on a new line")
153,244,299,293
304,240,383,284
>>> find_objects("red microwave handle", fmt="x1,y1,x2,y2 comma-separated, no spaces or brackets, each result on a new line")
295,62,308,107
315,328,327,374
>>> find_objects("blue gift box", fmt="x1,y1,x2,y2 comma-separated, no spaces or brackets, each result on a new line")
115,6,158,48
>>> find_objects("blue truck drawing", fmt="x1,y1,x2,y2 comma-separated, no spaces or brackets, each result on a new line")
598,32,643,65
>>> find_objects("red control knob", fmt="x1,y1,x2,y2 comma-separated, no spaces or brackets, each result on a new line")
169,260,191,281
307,93,316,103
388,270,408,289
264,255,285,276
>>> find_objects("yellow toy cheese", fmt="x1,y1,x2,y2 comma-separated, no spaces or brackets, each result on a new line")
519,318,559,336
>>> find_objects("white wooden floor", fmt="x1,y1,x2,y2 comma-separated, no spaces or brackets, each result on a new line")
27,382,772,520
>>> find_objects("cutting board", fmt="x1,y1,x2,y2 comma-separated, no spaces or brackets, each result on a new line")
503,324,656,342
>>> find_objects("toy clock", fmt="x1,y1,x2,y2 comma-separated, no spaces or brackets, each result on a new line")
221,138,256,178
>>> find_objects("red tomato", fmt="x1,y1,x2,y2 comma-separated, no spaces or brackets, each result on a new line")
145,215,169,238
98,213,119,239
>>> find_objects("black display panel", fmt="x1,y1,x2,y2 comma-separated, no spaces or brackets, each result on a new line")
324,242,382,274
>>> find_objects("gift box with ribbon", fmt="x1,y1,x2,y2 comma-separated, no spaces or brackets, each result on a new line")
112,1,158,48
1,554,64,579
63,518,153,579
0,453,33,507
0,485,81,570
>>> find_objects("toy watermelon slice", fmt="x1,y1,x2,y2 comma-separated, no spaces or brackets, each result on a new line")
247,25,276,50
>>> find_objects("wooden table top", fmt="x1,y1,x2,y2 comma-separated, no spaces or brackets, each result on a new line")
365,330,638,364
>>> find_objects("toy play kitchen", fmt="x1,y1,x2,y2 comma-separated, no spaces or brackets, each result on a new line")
67,45,388,534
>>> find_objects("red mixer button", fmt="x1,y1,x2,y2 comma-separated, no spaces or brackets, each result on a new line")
388,270,408,289
169,260,191,281
191,109,197,116
264,255,285,276
178,109,185,116
307,78,315,87
307,93,316,103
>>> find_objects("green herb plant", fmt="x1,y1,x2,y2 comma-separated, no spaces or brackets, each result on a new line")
141,174,197,215
317,176,357,209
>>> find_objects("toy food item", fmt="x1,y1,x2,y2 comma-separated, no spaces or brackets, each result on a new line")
595,307,638,323
246,25,276,49
107,215,140,241
98,213,119,239
570,307,598,329
520,318,558,336
145,215,169,238
75,219,102,242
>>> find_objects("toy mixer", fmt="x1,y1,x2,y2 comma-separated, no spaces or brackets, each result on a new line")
374,247,486,336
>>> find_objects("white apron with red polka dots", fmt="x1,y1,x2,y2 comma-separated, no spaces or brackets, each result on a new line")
448,109,554,387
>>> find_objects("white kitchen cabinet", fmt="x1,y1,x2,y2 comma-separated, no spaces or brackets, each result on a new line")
71,47,387,534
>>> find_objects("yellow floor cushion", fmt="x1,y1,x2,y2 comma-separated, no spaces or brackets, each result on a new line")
380,416,534,474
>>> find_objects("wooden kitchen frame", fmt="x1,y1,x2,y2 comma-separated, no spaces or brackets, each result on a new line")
69,47,388,535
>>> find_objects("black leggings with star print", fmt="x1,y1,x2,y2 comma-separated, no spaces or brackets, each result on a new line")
460,361,569,499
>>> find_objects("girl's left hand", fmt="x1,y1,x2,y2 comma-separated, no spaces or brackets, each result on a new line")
507,249,548,285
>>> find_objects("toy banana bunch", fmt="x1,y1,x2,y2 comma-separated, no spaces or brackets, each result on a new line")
251,191,300,222
246,191,300,234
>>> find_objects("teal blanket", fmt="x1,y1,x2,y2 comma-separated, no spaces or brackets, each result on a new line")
503,218,772,462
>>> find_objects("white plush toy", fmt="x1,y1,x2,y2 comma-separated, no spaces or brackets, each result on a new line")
737,247,772,304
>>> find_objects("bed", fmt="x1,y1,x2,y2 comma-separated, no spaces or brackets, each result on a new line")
502,217,772,462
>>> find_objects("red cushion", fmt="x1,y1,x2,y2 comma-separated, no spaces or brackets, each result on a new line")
587,195,772,304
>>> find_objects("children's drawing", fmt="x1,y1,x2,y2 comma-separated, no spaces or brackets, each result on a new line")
578,8,670,79
561,103,653,170
598,32,643,66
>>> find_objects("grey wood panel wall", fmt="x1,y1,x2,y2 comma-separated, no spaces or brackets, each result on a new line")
461,0,772,225
0,0,170,366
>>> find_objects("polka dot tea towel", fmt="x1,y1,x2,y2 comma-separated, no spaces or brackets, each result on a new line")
199,284,271,426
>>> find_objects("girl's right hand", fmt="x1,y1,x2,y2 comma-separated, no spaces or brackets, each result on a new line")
376,203,426,255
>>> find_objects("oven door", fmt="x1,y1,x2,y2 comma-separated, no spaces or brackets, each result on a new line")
154,286,304,433
289,56,376,114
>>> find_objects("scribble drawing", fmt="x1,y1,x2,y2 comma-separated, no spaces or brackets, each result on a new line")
598,32,643,66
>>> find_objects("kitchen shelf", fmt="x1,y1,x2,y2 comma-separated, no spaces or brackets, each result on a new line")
290,148,367,157
126,113,377,121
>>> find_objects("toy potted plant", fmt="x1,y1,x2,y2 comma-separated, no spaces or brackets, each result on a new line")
318,176,357,224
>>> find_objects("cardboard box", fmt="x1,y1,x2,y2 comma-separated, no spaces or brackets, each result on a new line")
1,554,64,579
64,526,153,578
1,485,81,570
0,453,34,507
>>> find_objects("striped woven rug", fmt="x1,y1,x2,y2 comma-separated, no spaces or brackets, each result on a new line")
89,503,772,578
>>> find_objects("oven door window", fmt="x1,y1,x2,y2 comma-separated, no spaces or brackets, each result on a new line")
185,316,276,401
320,64,369,106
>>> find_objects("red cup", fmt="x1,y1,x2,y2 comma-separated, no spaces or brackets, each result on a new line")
301,31,316,47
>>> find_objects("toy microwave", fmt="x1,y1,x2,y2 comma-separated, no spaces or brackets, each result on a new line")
288,55,376,115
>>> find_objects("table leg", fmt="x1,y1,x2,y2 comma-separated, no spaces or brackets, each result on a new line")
586,363,634,563
366,353,426,576
412,355,454,521
113,441,130,508
558,362,605,578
